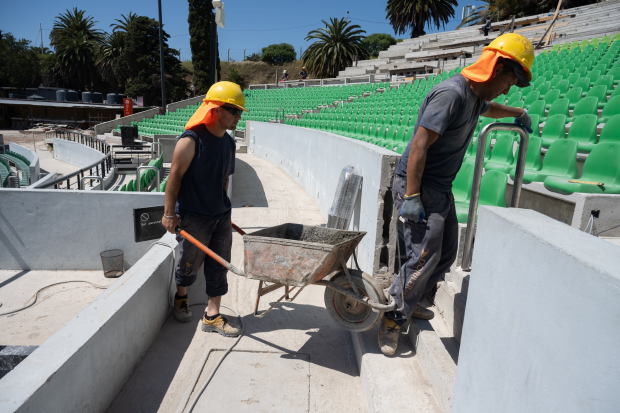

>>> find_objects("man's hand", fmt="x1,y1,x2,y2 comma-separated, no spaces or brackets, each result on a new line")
400,194,425,223
515,108,533,133
162,215,180,234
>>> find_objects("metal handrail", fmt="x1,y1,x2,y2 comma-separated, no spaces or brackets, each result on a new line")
38,130,113,189
135,165,161,192
151,142,161,159
81,175,105,190
274,108,285,124
461,123,529,271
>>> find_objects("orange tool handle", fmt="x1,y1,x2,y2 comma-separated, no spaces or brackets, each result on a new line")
175,226,246,277
231,222,246,235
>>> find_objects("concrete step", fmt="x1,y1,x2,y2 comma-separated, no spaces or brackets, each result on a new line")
351,326,443,413
434,278,467,344
235,143,247,153
408,305,459,413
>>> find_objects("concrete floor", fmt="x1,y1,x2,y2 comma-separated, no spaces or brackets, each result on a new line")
106,153,367,413
0,270,115,346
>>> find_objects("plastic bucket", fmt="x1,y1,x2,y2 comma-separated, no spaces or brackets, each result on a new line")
100,249,124,278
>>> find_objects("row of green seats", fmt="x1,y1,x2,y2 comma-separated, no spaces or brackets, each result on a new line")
0,157,11,187
119,155,164,192
1,152,30,186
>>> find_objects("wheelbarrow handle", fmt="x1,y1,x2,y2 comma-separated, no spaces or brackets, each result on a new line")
231,222,246,235
175,227,246,278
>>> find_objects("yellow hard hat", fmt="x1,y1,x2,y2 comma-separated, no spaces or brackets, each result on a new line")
205,81,248,112
484,33,534,81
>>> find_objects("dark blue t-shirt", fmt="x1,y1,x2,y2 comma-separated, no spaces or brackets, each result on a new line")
175,124,235,219
395,74,490,192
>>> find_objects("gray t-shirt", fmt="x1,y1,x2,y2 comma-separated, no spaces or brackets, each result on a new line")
395,74,490,192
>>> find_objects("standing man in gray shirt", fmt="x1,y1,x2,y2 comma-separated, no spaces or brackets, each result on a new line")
379,33,535,356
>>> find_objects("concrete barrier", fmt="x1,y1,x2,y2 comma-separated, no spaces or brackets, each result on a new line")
0,188,165,270
248,122,400,277
452,207,620,413
166,94,205,112
53,138,105,169
0,233,177,413
8,142,40,183
27,172,58,188
94,107,160,135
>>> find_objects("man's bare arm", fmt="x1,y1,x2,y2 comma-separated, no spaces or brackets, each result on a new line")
162,138,195,233
406,126,440,196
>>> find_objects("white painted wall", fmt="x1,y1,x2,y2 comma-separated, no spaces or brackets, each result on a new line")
249,122,399,274
53,138,105,169
0,188,165,270
0,234,177,413
452,207,620,413
8,142,40,183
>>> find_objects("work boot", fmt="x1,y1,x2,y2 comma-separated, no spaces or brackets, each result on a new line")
378,317,400,356
174,295,192,323
412,305,434,320
201,314,242,337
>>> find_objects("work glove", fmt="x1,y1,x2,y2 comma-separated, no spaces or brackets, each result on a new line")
514,108,533,133
400,194,425,223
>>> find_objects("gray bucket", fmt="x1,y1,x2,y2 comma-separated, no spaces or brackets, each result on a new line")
100,249,124,278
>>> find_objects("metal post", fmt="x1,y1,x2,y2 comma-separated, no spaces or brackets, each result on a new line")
210,10,216,88
461,123,529,271
244,49,246,60
509,15,515,33
158,0,167,114
40,23,44,55
81,176,105,190
228,48,230,62
136,166,161,192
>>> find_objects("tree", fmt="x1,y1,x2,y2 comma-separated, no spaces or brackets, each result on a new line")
261,43,296,64
303,18,368,79
188,0,221,94
244,52,261,62
225,67,246,89
111,12,138,33
457,0,598,27
49,8,103,47
95,31,125,90
116,16,189,105
363,33,397,58
0,33,47,90
386,0,458,38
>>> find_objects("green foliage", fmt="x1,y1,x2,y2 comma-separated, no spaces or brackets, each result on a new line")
386,0,458,38
95,31,125,88
0,33,50,89
303,18,368,79
188,0,221,94
111,12,138,33
261,43,296,64
50,8,103,47
362,33,397,57
244,52,262,62
116,16,188,105
225,67,246,89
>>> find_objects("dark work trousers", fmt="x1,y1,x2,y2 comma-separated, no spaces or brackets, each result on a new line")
483,28,489,36
175,212,232,297
388,174,459,321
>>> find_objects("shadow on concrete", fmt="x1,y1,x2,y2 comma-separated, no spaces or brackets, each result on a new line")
0,270,30,289
231,158,268,208
0,208,29,270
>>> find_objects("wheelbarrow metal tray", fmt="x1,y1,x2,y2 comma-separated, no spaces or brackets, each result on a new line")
243,224,366,287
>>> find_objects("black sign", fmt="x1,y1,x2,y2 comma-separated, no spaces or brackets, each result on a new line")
134,206,167,242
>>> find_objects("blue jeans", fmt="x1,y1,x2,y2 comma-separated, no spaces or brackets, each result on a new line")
175,212,232,297
388,174,459,321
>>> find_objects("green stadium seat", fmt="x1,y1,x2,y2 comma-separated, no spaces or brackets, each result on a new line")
484,135,518,173
570,96,599,120
543,89,561,108
528,99,547,119
544,142,620,194
541,114,567,148
521,139,579,183
566,73,581,87
567,114,599,152
452,162,475,202
509,136,543,181
524,91,540,108
599,96,620,123
547,98,570,118
455,170,508,224
585,85,609,108
565,87,583,109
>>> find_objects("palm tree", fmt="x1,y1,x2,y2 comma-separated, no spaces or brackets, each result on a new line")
303,18,368,79
49,8,103,47
54,31,98,89
110,12,138,33
95,31,125,84
386,0,458,38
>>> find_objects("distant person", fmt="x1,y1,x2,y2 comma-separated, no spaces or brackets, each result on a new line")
483,16,492,36
281,70,289,81
162,81,248,337
300,67,308,79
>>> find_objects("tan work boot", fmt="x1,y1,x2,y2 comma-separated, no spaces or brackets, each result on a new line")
201,314,242,337
412,305,434,320
174,296,192,323
378,318,400,356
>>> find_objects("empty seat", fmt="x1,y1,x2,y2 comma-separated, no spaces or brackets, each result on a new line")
541,114,567,148
455,170,508,224
509,136,543,180
570,96,599,120
452,162,475,202
544,143,620,194
483,135,517,173
585,85,608,108
528,99,547,118
547,98,570,118
567,114,599,153
599,96,620,123
520,139,579,183
564,87,583,109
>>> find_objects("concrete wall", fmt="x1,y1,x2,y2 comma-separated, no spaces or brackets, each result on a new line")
248,122,399,276
53,138,105,169
27,172,57,188
452,207,620,413
9,142,40,183
166,94,205,112
0,188,165,270
94,107,160,135
154,135,177,163
0,233,177,413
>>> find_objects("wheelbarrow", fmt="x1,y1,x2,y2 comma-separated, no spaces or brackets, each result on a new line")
176,222,396,332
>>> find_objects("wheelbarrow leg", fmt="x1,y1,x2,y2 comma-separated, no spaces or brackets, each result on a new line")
285,286,291,301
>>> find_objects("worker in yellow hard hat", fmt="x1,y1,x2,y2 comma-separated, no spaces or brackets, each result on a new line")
162,81,248,337
300,66,308,80
378,33,535,357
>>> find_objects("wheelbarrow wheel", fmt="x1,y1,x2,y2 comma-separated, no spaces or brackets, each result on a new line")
324,269,386,332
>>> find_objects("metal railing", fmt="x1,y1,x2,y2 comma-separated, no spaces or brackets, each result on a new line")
38,131,113,190
461,123,529,271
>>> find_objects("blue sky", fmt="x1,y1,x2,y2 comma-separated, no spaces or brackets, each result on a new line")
1,0,487,62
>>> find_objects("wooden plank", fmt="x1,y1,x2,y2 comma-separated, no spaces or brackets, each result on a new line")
568,180,605,186
544,0,563,46
515,22,568,34
482,14,569,31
